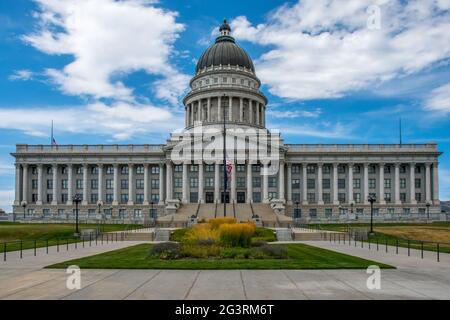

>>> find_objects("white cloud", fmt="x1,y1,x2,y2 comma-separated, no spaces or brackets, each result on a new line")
425,82,450,114
272,122,354,139
24,0,189,104
269,108,322,118
231,0,450,100
0,189,14,213
0,161,14,175
8,69,34,81
0,102,182,141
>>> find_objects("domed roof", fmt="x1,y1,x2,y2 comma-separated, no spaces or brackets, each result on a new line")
195,19,255,73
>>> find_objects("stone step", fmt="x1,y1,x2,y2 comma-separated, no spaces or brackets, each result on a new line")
123,233,154,241
276,229,293,241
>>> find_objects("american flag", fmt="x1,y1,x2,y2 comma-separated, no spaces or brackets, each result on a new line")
226,157,233,180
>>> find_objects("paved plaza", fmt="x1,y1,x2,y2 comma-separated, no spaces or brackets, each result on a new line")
1,240,449,300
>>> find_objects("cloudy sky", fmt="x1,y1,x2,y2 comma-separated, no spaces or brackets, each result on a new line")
1,0,450,211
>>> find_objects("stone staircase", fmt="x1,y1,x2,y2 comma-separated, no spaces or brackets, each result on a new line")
154,228,171,241
197,203,216,220
276,228,293,241
121,228,154,241
234,204,253,222
252,203,292,227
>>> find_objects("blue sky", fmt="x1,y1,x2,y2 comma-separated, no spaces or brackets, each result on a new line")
1,0,450,210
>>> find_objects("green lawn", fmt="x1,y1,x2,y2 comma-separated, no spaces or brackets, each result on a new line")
0,222,140,253
47,243,394,270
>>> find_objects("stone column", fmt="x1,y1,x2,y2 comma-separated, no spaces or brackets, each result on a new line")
113,164,119,205
286,163,292,204
22,164,28,203
256,103,260,126
214,162,220,203
262,163,269,203
159,163,165,204
218,96,222,121
394,163,401,204
166,161,173,200
82,164,88,205
379,163,386,204
36,165,43,205
51,164,58,205
239,98,244,122
229,96,233,121
317,163,323,205
198,161,204,203
279,161,285,201
67,164,73,205
230,160,236,202
143,164,149,205
348,163,354,204
246,161,252,203
332,163,339,205
302,164,308,205
182,162,188,203
127,164,134,205
363,163,369,204
14,164,21,205
409,163,416,204
425,163,431,203
262,105,266,127
207,97,211,122
97,164,103,204
249,100,253,124
197,100,201,122
185,105,188,127
432,162,439,205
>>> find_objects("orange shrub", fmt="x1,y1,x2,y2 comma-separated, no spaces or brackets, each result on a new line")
184,223,219,243
208,217,237,229
219,222,256,247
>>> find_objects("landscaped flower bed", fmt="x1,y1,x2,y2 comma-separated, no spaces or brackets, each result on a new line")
153,218,283,260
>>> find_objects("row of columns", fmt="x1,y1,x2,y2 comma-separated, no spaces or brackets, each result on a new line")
185,96,265,127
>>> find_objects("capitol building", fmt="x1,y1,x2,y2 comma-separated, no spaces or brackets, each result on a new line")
11,21,444,224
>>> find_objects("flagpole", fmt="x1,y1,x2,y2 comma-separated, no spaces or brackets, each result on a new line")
51,120,54,145
222,94,227,217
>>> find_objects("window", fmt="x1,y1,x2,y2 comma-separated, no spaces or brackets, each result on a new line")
354,193,361,203
292,193,301,202
307,179,315,189
353,179,360,189
253,192,261,203
338,179,345,189
292,179,300,189
338,165,345,174
323,179,331,189
325,208,333,218
91,179,98,190
222,77,227,83
237,165,245,172
237,177,245,188
61,166,67,175
416,193,422,202
252,177,261,188
174,165,183,172
136,165,144,174
32,194,38,203
105,194,113,204
134,209,142,218
415,166,422,173
106,179,113,190
174,178,182,188
403,208,411,215
205,177,214,188
400,165,407,173
135,194,144,204
76,179,83,189
400,193,406,202
32,179,38,189
384,193,391,202
323,165,331,174
252,165,260,172
121,166,129,174
91,193,98,204
353,165,361,174
369,165,376,174
91,166,98,175
384,178,392,188
292,165,301,174
106,166,114,174
338,193,346,203
309,209,317,218
268,192,277,199
369,192,376,198
214,78,218,83
58,209,65,217
121,179,128,189
31,166,37,175
46,194,52,203
47,179,53,189
323,193,331,204
415,179,421,188
151,179,159,189
120,194,128,203
369,179,376,189
136,179,144,189
151,194,159,203
307,193,315,203
47,167,53,175
174,192,182,200
151,166,160,174
76,166,83,174
307,165,315,174
190,177,198,188
356,208,364,214
61,179,68,189
268,177,277,188
388,208,395,214
205,165,214,172
190,165,198,172
400,178,406,189
232,78,236,83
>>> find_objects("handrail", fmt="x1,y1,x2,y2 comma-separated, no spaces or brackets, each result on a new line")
214,202,218,218
233,202,236,219
195,202,201,218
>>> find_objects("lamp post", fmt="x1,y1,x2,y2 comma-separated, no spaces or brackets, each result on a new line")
367,195,376,235
222,93,227,217
294,201,300,219
150,201,155,224
97,202,102,233
73,194,82,236
21,201,27,220
426,202,431,221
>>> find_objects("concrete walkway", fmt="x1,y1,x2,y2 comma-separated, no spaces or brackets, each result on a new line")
1,240,450,300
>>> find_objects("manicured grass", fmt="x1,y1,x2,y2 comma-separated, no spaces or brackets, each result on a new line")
47,243,394,270
0,222,140,253
169,227,277,243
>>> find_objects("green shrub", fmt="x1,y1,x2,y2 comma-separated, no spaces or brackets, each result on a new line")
149,242,181,259
170,228,189,242
252,228,277,242
250,240,268,247
181,244,222,258
260,245,288,259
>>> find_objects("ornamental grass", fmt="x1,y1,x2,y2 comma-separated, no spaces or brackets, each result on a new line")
184,223,220,243
208,217,237,229
218,222,256,247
